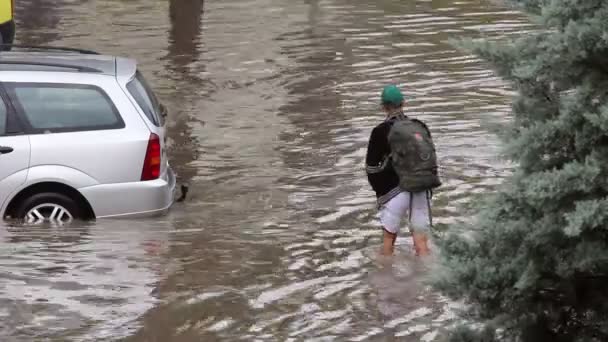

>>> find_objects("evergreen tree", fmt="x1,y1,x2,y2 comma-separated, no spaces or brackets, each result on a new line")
432,1,608,341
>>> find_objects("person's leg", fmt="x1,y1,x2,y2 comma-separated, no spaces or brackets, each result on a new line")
378,192,409,256
0,20,13,51
409,191,432,256
382,228,397,256
5,20,15,50
412,231,430,256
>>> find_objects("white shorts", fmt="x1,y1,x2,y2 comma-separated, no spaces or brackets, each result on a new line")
379,191,431,234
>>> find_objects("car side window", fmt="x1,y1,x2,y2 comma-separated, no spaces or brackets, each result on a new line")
7,83,124,133
0,98,6,136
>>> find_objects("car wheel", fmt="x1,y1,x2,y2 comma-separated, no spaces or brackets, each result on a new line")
14,192,82,225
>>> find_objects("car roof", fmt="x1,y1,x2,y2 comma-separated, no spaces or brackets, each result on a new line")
0,50,136,78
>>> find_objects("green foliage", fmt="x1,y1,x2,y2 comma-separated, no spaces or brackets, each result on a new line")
433,1,608,341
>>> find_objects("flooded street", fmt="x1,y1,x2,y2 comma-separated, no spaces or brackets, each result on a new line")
1,0,530,340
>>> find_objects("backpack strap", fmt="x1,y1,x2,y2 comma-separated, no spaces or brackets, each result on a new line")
385,114,407,162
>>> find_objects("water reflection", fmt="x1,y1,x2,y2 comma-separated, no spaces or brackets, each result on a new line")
14,0,65,45
168,0,204,71
0,220,170,341
164,0,205,187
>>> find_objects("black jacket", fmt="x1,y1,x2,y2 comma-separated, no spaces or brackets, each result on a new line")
365,113,432,205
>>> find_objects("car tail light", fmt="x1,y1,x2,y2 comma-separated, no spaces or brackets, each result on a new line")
141,133,161,181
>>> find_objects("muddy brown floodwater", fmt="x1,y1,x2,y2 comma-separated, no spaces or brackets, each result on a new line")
0,0,530,340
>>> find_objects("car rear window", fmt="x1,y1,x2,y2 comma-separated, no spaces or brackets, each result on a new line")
127,71,162,126
8,84,124,133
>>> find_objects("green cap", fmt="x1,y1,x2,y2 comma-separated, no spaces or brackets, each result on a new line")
381,85,404,105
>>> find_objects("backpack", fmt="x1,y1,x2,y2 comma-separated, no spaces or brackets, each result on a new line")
388,116,441,193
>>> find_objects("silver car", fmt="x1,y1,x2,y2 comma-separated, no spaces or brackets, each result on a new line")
0,46,176,224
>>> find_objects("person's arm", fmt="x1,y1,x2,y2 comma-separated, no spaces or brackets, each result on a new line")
365,125,389,188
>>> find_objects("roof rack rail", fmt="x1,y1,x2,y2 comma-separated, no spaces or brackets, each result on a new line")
0,61,101,73
0,44,100,55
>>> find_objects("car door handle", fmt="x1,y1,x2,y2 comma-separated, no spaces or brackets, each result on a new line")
0,146,14,154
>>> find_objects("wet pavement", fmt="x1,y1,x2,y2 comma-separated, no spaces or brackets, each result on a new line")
1,0,529,340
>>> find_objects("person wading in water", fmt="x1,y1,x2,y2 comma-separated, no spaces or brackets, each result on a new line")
365,85,441,257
